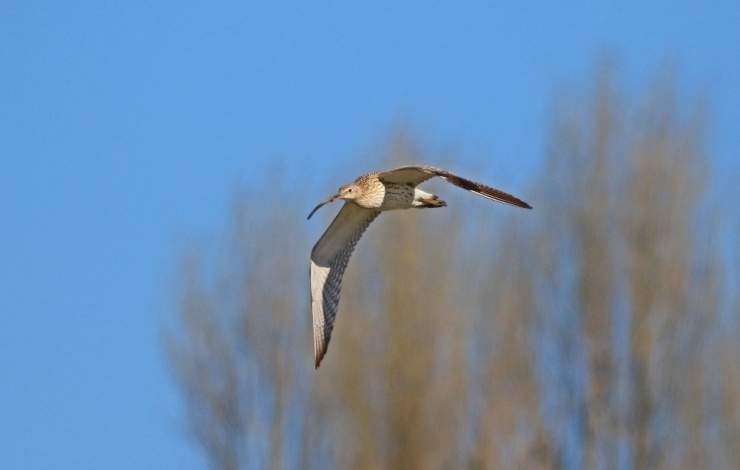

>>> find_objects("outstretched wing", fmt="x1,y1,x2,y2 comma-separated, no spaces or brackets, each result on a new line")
310,202,380,368
378,165,532,209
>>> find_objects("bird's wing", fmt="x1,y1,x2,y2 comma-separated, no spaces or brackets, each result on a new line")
376,165,438,187
378,165,532,209
310,202,380,368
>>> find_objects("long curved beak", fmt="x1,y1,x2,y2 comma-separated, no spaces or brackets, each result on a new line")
307,194,340,220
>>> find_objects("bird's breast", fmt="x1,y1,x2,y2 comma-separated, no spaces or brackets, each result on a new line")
375,183,415,210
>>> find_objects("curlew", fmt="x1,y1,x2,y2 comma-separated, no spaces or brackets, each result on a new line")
308,165,531,367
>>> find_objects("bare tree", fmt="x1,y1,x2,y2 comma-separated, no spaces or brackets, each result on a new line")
165,179,314,470
164,65,738,470
465,220,552,470
521,65,728,469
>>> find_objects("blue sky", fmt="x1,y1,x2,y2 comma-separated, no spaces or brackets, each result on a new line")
1,2,738,468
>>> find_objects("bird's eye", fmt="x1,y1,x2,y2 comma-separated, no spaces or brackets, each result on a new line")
347,188,352,193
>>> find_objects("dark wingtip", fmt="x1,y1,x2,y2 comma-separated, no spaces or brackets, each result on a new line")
492,190,532,210
314,338,330,369
499,194,532,210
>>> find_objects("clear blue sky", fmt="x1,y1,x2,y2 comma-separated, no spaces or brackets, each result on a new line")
1,2,738,468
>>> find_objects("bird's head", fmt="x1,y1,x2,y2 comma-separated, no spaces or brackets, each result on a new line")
307,183,360,220
338,183,359,201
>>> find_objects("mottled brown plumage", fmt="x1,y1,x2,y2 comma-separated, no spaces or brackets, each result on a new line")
308,166,531,367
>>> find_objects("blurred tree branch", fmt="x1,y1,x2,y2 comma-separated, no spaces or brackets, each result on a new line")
163,64,738,470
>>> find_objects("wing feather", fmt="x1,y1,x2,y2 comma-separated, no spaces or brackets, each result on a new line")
310,203,380,368
378,165,532,209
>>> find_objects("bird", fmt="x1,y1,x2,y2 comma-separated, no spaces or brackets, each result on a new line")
307,165,531,368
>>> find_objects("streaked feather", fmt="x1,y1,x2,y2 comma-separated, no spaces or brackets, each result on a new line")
378,165,532,209
310,203,380,367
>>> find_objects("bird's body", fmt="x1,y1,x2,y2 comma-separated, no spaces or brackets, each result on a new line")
308,165,531,367
313,172,443,214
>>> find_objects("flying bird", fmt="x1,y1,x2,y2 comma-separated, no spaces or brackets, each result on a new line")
308,166,531,367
